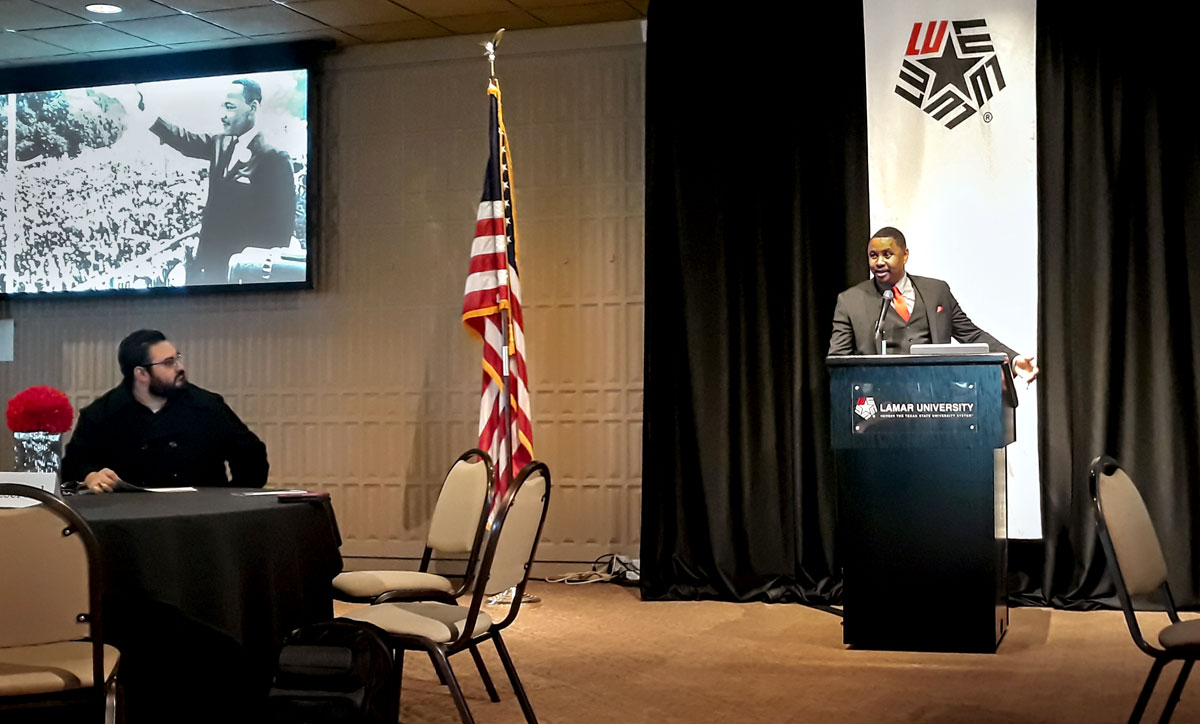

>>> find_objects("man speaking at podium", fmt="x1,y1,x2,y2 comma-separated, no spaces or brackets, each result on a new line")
62,329,268,493
828,227,1039,383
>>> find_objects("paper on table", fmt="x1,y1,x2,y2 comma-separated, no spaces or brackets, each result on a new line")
234,489,309,496
69,481,197,494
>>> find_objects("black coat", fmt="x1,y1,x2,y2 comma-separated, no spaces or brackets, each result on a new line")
61,383,268,488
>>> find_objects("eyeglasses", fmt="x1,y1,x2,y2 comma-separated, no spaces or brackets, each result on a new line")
144,353,184,369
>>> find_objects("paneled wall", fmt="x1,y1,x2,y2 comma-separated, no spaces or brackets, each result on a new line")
0,21,646,565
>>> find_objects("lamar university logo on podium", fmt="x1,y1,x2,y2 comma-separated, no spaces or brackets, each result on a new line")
855,397,878,420
894,19,1006,130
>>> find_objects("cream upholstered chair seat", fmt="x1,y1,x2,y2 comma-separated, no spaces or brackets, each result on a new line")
0,642,121,696
333,571,455,599
1158,619,1200,653
343,602,493,645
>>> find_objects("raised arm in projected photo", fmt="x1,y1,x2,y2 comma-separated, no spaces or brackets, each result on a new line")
828,226,1040,383
146,78,297,285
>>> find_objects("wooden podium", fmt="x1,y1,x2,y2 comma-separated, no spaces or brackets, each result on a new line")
827,354,1016,653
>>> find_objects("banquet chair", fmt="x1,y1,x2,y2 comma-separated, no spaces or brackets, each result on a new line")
333,449,495,605
0,484,122,722
1090,455,1200,724
333,449,500,700
340,460,551,724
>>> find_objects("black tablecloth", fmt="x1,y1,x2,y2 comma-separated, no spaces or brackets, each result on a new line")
68,489,343,723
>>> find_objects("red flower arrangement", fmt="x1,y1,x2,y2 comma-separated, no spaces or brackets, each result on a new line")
6,386,74,434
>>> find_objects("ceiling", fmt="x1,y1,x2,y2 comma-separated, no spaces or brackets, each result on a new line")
0,0,649,67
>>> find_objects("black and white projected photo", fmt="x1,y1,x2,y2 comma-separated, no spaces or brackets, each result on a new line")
0,68,309,295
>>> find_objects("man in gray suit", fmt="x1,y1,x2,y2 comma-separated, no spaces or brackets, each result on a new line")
828,226,1040,382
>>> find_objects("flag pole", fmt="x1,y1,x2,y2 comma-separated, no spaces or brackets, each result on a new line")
481,29,539,607
483,28,515,495
485,28,504,78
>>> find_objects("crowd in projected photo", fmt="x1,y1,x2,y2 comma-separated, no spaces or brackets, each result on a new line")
8,160,204,293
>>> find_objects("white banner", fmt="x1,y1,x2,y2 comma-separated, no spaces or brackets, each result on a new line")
863,0,1041,538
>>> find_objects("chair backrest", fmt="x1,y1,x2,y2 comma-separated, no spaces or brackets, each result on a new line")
426,449,494,554
0,484,105,693
1091,457,1169,597
447,462,551,646
0,486,96,648
483,463,550,597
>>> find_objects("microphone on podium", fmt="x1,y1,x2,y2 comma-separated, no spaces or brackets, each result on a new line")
874,289,894,354
874,289,894,336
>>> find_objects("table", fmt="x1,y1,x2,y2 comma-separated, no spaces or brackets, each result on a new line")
67,488,343,723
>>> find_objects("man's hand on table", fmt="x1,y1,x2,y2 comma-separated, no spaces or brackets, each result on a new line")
84,468,123,494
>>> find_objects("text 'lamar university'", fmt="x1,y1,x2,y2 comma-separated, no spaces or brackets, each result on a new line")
878,402,975,413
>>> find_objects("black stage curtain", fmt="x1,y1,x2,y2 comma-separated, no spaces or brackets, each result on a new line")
640,3,868,603
1025,5,1200,608
642,4,1200,607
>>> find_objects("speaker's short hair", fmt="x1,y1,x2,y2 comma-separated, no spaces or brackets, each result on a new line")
870,226,907,249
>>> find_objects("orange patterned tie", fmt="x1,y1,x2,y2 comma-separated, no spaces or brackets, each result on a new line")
892,286,910,322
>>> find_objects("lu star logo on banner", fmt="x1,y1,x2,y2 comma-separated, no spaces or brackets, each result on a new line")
855,397,878,420
894,19,1007,129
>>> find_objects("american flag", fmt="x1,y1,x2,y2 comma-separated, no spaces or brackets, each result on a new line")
461,78,532,497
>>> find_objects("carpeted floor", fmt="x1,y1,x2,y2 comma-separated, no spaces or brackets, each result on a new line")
335,581,1197,723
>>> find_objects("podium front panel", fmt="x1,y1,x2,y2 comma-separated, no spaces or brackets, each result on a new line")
829,357,1015,449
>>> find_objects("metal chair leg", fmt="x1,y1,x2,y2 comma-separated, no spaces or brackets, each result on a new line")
429,650,449,685
393,648,406,723
106,676,123,724
115,682,125,724
1158,659,1194,724
427,645,476,724
108,661,125,724
1130,659,1167,724
492,632,538,724
469,642,501,703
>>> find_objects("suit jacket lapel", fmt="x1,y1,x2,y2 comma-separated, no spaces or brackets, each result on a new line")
911,276,947,343
215,135,236,178
865,282,884,354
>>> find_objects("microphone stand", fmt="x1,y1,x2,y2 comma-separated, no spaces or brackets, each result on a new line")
874,289,894,355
